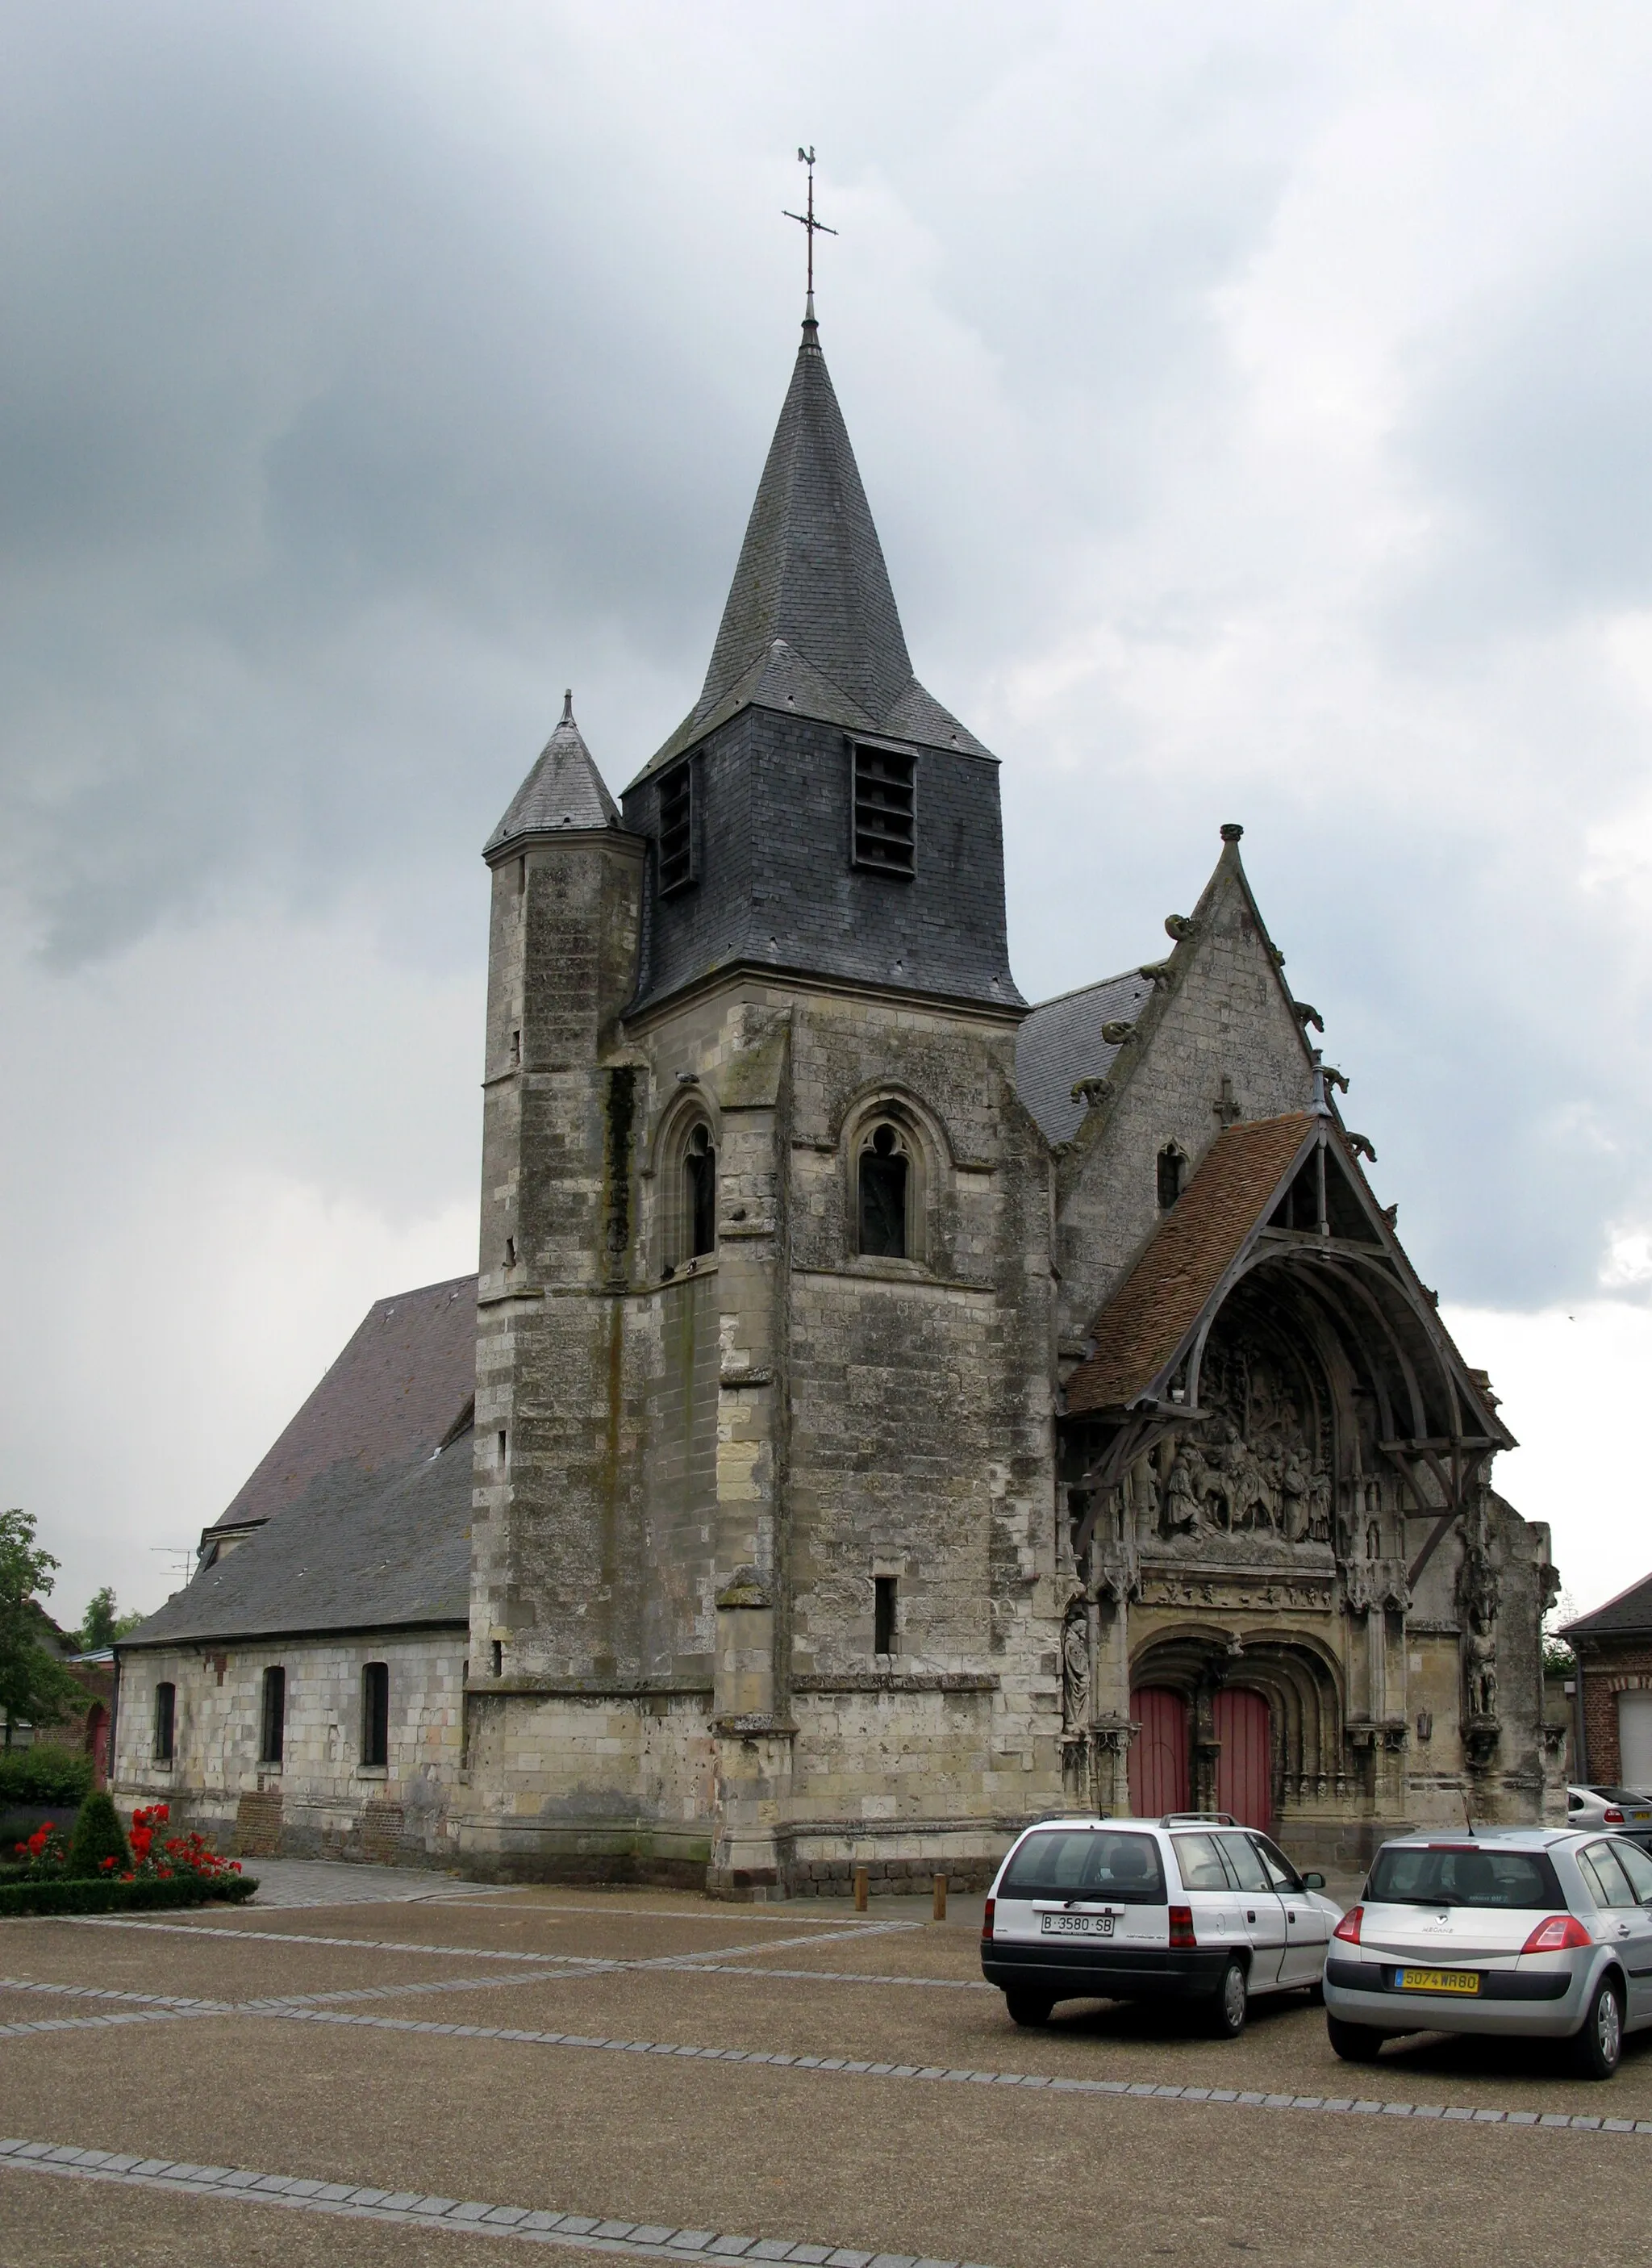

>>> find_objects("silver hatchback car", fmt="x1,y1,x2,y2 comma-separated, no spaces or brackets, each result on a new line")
1323,1827,1652,2078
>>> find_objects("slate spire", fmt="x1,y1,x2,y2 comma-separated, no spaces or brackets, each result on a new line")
693,315,916,730
485,691,623,854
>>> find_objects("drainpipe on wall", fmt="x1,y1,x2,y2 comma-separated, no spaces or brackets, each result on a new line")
1571,1666,1587,1784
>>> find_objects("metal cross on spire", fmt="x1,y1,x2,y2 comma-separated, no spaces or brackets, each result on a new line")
784,145,837,321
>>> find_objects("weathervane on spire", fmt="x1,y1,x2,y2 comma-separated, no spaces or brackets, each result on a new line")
784,146,836,321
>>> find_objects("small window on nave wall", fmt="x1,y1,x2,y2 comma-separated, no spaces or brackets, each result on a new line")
1157,1145,1187,1210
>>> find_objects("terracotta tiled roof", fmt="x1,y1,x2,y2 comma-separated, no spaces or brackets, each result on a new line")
1064,1114,1316,1416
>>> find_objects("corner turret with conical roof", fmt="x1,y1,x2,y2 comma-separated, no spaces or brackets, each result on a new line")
623,313,1021,1020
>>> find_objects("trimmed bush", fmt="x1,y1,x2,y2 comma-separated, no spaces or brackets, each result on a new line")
0,1873,257,1919
0,1751,94,1806
66,1790,129,1878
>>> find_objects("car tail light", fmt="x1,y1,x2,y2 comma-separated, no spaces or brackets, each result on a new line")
1521,1913,1592,1954
1333,1905,1363,1946
981,1896,995,1944
1169,1904,1196,1948
1605,1808,1625,1825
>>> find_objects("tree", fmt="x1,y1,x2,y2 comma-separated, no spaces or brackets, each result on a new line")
77,1587,142,1652
0,1510,85,1745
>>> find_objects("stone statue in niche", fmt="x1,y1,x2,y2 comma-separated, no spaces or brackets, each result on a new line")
1163,1447,1201,1535
1462,1561,1500,1720
1061,1606,1091,1736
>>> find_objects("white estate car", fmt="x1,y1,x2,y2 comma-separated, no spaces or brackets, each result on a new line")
1323,1828,1652,2080
980,1815,1344,2039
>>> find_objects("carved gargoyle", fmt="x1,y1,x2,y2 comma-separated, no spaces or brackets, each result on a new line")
1294,1000,1325,1032
1165,914,1192,940
1345,1131,1378,1163
1100,1021,1137,1046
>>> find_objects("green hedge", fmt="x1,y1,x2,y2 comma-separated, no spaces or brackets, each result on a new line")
0,1752,94,1806
0,1873,258,1919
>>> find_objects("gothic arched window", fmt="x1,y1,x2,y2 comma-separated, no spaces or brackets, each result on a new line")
857,1122,909,1258
1157,1144,1187,1210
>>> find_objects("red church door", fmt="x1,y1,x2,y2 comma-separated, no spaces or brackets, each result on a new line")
1128,1687,1188,1817
1214,1689,1272,1832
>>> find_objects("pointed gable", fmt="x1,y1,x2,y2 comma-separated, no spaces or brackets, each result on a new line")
486,693,623,855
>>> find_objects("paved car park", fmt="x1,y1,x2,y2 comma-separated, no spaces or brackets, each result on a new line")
3,1872,1652,2268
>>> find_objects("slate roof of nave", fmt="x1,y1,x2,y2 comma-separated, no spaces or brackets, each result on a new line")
121,1275,478,1648
123,1423,473,1646
214,1276,477,1533
1012,967,1158,1147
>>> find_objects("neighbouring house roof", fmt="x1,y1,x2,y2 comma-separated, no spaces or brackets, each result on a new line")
1064,1113,1316,1416
119,1274,478,1650
1562,1573,1652,1642
213,1275,477,1534
1013,967,1158,1147
485,693,624,858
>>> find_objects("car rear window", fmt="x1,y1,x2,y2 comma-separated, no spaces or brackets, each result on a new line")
999,1829,1166,1903
1366,1844,1564,1910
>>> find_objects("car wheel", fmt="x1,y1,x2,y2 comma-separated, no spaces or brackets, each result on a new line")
1570,1977,1625,2081
1004,1990,1053,2028
1208,1959,1248,2039
1325,2015,1384,2063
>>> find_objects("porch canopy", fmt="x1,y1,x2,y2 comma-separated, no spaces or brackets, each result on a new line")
1062,1109,1513,1581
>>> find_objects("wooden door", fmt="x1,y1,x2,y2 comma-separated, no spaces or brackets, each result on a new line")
1128,1686,1188,1817
1214,1688,1273,1832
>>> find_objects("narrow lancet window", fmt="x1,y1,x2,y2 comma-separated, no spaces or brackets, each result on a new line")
361,1662,389,1769
260,1666,286,1765
874,1575,898,1657
1157,1145,1186,1210
153,1681,175,1764
685,1123,716,1259
858,1123,908,1257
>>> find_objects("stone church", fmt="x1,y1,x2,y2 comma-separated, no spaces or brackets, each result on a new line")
112,303,1566,1886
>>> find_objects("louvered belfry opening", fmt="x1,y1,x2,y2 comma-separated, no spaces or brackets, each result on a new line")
853,742,916,875
658,762,694,892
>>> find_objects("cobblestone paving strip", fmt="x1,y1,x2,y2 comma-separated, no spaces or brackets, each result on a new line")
0,2136,991,2267
70,1919,916,1969
232,2008,1652,2136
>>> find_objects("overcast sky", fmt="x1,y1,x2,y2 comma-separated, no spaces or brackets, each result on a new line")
5,2,1652,1628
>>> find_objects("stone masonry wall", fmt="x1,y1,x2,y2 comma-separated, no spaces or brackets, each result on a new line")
1055,853,1315,1345
112,1633,466,1863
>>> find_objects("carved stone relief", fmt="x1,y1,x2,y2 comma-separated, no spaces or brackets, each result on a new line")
1139,1331,1336,1567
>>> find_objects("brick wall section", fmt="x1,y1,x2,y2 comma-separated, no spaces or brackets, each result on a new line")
1575,1641,1652,1783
